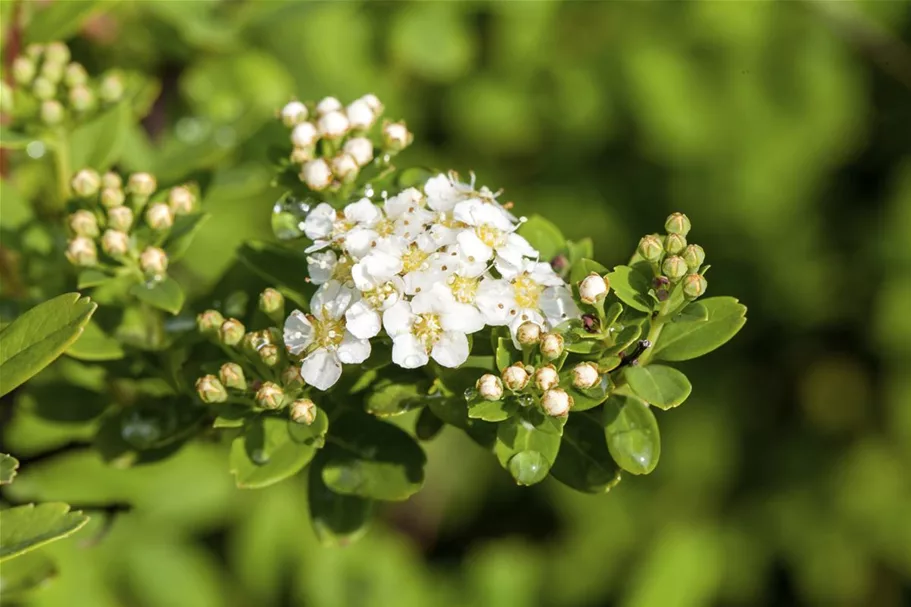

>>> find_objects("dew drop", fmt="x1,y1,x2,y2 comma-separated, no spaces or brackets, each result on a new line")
463,387,478,401
271,192,314,241
250,449,270,465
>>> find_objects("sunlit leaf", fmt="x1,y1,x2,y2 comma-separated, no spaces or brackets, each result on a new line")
0,503,89,562
603,391,660,475
652,297,747,361
624,364,692,410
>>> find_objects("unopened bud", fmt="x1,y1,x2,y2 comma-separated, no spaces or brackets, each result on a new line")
502,363,530,391
101,229,130,257
665,212,691,236
68,210,99,237
579,273,609,304
317,110,350,138
196,309,225,335
259,344,280,367
682,244,705,271
71,169,101,198
343,137,374,166
139,246,168,277
100,187,125,208
281,364,305,389
572,362,601,390
541,388,573,417
477,374,504,401
359,93,383,115
331,153,359,183
64,62,88,87
218,363,246,391
107,205,134,232
316,96,342,115
664,233,687,255
259,288,285,317
290,398,317,424
382,121,412,151
662,255,688,281
0,82,12,112
128,172,157,198
291,121,318,148
301,158,332,191
516,321,542,346
534,364,559,392
346,98,375,130
219,318,245,346
168,186,195,215
145,203,174,231
12,56,36,85
540,333,564,360
290,147,313,164
40,100,64,125
280,100,308,127
256,382,285,410
66,237,97,267
196,375,227,403
32,76,56,100
98,73,124,103
24,44,44,60
682,273,707,299
44,42,70,66
40,60,65,84
637,234,664,262
68,85,96,113
102,172,122,190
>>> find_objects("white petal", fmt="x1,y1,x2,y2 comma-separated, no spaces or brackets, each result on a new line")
441,303,485,334
304,203,336,240
475,278,514,326
501,233,538,264
392,334,430,368
301,348,342,391
424,175,457,211
312,280,355,320
306,250,337,285
431,331,469,368
385,187,422,218
529,260,564,286
344,228,378,259
345,300,382,339
344,198,381,225
337,332,371,364
456,230,493,262
383,300,414,337
283,310,314,355
539,286,581,326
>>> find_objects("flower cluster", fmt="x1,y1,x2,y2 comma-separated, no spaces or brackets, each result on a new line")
281,172,582,391
64,168,198,279
636,212,708,301
3,41,123,127
278,95,412,192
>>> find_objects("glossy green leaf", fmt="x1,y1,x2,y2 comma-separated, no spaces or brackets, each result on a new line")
624,364,692,409
0,503,90,562
0,294,96,397
365,381,425,417
164,213,211,262
69,101,131,171
229,415,323,489
603,323,643,358
607,265,653,313
468,397,517,422
569,373,612,412
0,127,32,150
129,277,185,315
603,391,660,475
24,0,102,42
76,269,114,289
66,319,125,361
672,301,708,323
0,454,19,485
551,413,622,493
0,551,57,599
307,452,373,547
518,215,565,260
652,297,747,361
321,414,426,501
427,394,498,449
414,406,444,441
495,337,517,372
570,258,609,285
494,408,563,486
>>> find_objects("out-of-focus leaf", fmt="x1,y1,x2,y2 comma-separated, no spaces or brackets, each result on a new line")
229,415,325,489
551,413,621,493
624,364,692,409
494,407,564,486
308,452,373,547
603,391,660,475
365,381,425,417
607,265,653,313
518,215,565,261
652,297,747,361
0,454,19,485
0,551,57,599
0,503,89,562
237,240,314,301
24,0,101,43
66,319,125,361
68,101,131,171
0,127,31,150
414,406,444,441
76,269,114,289
129,277,185,315
570,258,609,285
165,213,211,262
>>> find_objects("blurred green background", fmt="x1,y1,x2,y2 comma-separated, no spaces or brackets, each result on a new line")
2,1,911,605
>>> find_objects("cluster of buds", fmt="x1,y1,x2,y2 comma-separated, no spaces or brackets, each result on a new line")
64,169,198,279
637,212,707,300
278,94,413,192
5,41,123,127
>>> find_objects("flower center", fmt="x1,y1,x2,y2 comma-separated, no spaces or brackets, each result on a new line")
331,254,353,281
364,281,398,309
375,218,395,237
512,273,543,309
412,313,443,351
476,224,505,248
332,216,355,239
310,314,346,349
401,244,429,274
435,212,466,230
448,274,479,304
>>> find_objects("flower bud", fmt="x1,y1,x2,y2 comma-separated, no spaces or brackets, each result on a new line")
12,56,36,85
330,153,359,183
540,332,564,360
637,235,664,262
64,62,88,87
0,82,12,112
68,210,99,237
664,233,687,255
139,246,168,277
316,96,342,115
256,382,285,410
317,110,350,138
40,100,64,125
665,212,691,236
32,76,56,100
534,364,559,392
196,309,225,335
145,203,174,231
68,85,96,113
476,373,504,401
66,237,97,267
128,172,157,198
541,388,573,417
290,146,313,164
579,273,609,304
196,375,228,404
101,229,130,257
346,99,375,130
70,168,101,198
301,158,332,191
218,363,246,391
502,363,530,391
290,398,317,424
40,60,65,84
359,93,383,115
98,73,124,104
280,100,308,126
167,186,195,215
682,244,705,271
259,344,280,367
259,288,285,317
662,255,688,281
100,187,125,208
343,137,374,166
219,318,245,346
102,172,122,190
382,121,412,151
572,362,601,390
24,44,44,60
281,364,305,389
291,121,318,148
516,321,542,346
44,42,70,66
682,273,707,299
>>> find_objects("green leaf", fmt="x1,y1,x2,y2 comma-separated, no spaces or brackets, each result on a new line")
495,337,517,372
66,319,125,361
494,408,563,486
607,265,653,313
307,452,373,547
602,323,643,358
0,294,96,397
427,395,498,449
0,551,57,599
518,215,565,261
1,454,19,485
566,238,594,265
364,381,425,417
129,277,185,315
76,269,114,289
468,397,518,423
69,101,131,171
164,213,210,262
624,364,692,410
672,302,708,323
414,407,444,441
237,240,314,301
0,503,90,562
551,413,622,493
603,391,660,475
652,297,747,362
568,373,612,412
0,127,32,150
570,258,609,286
229,416,324,489
24,0,102,42
321,413,426,501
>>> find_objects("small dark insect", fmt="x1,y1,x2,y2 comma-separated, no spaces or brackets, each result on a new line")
582,314,599,333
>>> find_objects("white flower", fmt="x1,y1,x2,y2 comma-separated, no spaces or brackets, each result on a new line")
306,249,353,284
453,199,536,267
316,96,342,115
291,121,318,147
302,159,332,191
346,99,375,130
283,281,370,391
345,274,405,339
281,101,308,127
497,259,580,338
382,293,482,369
318,111,349,138
344,137,374,166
